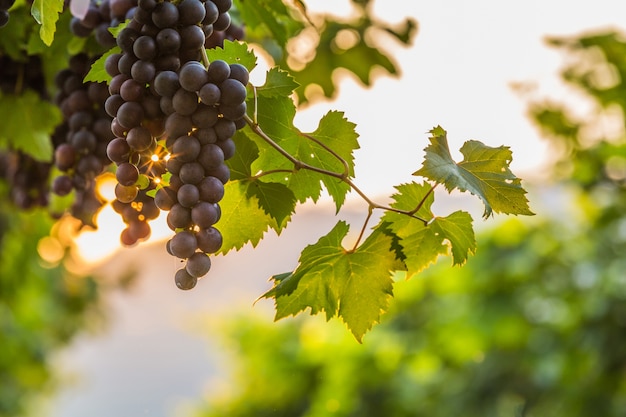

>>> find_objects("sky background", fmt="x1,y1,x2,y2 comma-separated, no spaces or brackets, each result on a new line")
52,2,626,416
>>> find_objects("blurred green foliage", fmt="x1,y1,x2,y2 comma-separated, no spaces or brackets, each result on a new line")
0,185,101,417
189,31,626,417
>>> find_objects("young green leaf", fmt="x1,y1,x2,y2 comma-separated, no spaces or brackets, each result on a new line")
84,46,120,84
233,0,304,50
206,40,257,72
31,0,64,46
257,67,299,98
0,91,60,162
414,126,534,218
263,221,396,342
382,181,476,277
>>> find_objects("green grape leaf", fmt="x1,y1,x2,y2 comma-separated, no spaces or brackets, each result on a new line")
309,111,359,211
430,211,476,266
229,130,260,180
263,221,396,342
0,91,60,161
31,0,64,46
383,182,443,277
382,182,476,277
84,46,121,83
250,71,359,209
414,126,534,218
258,67,300,98
246,180,296,230
216,180,276,254
229,131,295,232
206,40,257,71
233,0,303,50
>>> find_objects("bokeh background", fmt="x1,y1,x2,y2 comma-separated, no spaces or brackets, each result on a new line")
3,1,626,416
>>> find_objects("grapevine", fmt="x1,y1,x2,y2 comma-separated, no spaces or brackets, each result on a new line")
0,0,533,340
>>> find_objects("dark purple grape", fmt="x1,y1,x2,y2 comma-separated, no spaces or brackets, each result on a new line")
219,78,247,106
52,175,74,196
179,161,205,184
214,118,235,140
197,143,224,170
229,63,250,85
198,175,224,203
120,78,145,102
164,113,193,138
202,1,219,25
169,230,198,258
167,203,193,229
177,183,200,208
178,0,206,25
106,137,131,163
116,162,139,186
213,11,230,32
172,88,199,116
133,35,157,60
172,135,201,162
155,28,181,54
154,70,180,97
154,186,177,210
175,268,197,290
55,143,77,171
196,226,222,253
152,1,179,28
207,59,230,83
185,252,211,277
198,82,220,105
126,126,153,151
116,101,145,129
131,60,156,84
179,24,206,51
191,201,218,228
179,62,209,92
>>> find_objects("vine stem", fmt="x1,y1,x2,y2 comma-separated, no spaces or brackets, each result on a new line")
243,115,433,247
200,45,210,68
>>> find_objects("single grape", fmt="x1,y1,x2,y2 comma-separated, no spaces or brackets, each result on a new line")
198,175,224,203
207,59,230,83
116,162,139,186
185,252,211,277
191,201,218,228
179,62,209,92
179,161,205,184
172,135,201,162
196,226,222,253
167,203,193,229
169,230,198,258
175,268,197,290
177,183,200,208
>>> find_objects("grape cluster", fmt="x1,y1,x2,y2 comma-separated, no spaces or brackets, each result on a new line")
103,0,248,289
154,59,248,289
0,0,15,28
70,0,137,48
51,54,115,227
